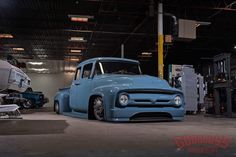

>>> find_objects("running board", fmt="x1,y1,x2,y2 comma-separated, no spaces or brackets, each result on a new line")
62,110,87,119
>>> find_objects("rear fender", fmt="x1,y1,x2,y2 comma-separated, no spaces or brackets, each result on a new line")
54,92,71,113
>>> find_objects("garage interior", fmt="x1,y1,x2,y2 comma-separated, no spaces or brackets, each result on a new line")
0,0,236,156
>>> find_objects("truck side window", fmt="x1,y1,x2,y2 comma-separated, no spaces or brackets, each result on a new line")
75,67,81,80
82,63,93,78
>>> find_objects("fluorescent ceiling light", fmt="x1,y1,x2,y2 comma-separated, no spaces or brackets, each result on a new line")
70,37,84,41
234,45,236,49
27,62,43,65
70,58,80,61
65,58,80,62
0,34,13,38
13,47,24,51
38,54,48,58
69,37,87,42
71,17,88,22
68,14,94,22
140,52,152,58
142,52,152,55
29,68,49,72
70,49,81,53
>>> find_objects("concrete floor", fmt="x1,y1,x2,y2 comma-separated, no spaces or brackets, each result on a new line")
0,111,236,157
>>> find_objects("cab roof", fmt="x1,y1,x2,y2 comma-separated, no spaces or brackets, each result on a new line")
78,57,139,67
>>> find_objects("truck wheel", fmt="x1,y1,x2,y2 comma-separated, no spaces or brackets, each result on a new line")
23,100,33,109
54,102,60,114
93,97,104,121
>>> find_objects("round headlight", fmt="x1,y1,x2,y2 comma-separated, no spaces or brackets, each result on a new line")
174,96,182,105
119,94,129,106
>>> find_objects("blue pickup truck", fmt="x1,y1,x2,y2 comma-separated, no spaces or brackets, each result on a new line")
54,57,185,121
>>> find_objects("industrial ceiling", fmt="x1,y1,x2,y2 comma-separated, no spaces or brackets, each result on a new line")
0,0,235,74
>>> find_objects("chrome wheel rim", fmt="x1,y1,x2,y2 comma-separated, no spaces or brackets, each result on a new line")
93,97,104,120
23,100,32,109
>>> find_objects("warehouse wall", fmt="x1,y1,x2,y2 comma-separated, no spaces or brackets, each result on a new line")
27,72,74,107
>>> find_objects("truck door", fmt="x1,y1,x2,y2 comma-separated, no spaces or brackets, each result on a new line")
70,63,93,113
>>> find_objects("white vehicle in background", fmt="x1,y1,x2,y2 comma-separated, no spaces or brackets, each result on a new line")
0,60,31,93
0,59,31,119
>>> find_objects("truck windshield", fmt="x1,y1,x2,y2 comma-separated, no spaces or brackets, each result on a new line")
97,61,141,75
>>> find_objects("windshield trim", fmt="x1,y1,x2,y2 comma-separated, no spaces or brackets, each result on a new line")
97,60,142,75
99,62,104,74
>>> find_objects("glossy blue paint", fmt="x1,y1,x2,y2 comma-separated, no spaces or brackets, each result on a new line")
54,57,185,121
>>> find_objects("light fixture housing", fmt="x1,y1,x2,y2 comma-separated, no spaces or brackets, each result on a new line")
70,37,83,41
142,52,152,55
13,48,24,51
68,14,94,22
0,34,13,38
141,52,152,58
69,37,87,42
29,68,49,72
27,62,43,65
65,57,80,62
69,58,80,62
70,49,82,53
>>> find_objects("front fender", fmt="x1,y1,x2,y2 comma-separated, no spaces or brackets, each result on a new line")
91,85,116,107
91,84,127,105
90,85,128,120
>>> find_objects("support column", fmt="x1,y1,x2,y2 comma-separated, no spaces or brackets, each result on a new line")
158,2,164,79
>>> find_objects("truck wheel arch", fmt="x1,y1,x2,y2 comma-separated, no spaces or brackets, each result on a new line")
88,95,104,120
54,100,60,114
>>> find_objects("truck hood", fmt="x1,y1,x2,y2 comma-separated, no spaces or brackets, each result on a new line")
94,74,178,91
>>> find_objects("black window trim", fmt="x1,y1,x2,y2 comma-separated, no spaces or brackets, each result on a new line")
82,63,93,79
74,67,81,80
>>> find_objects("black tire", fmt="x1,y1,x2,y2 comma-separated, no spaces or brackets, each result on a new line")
93,97,104,121
22,99,33,109
54,102,60,114
26,88,33,92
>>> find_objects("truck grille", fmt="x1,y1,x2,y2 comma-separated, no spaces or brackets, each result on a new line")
116,89,182,108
